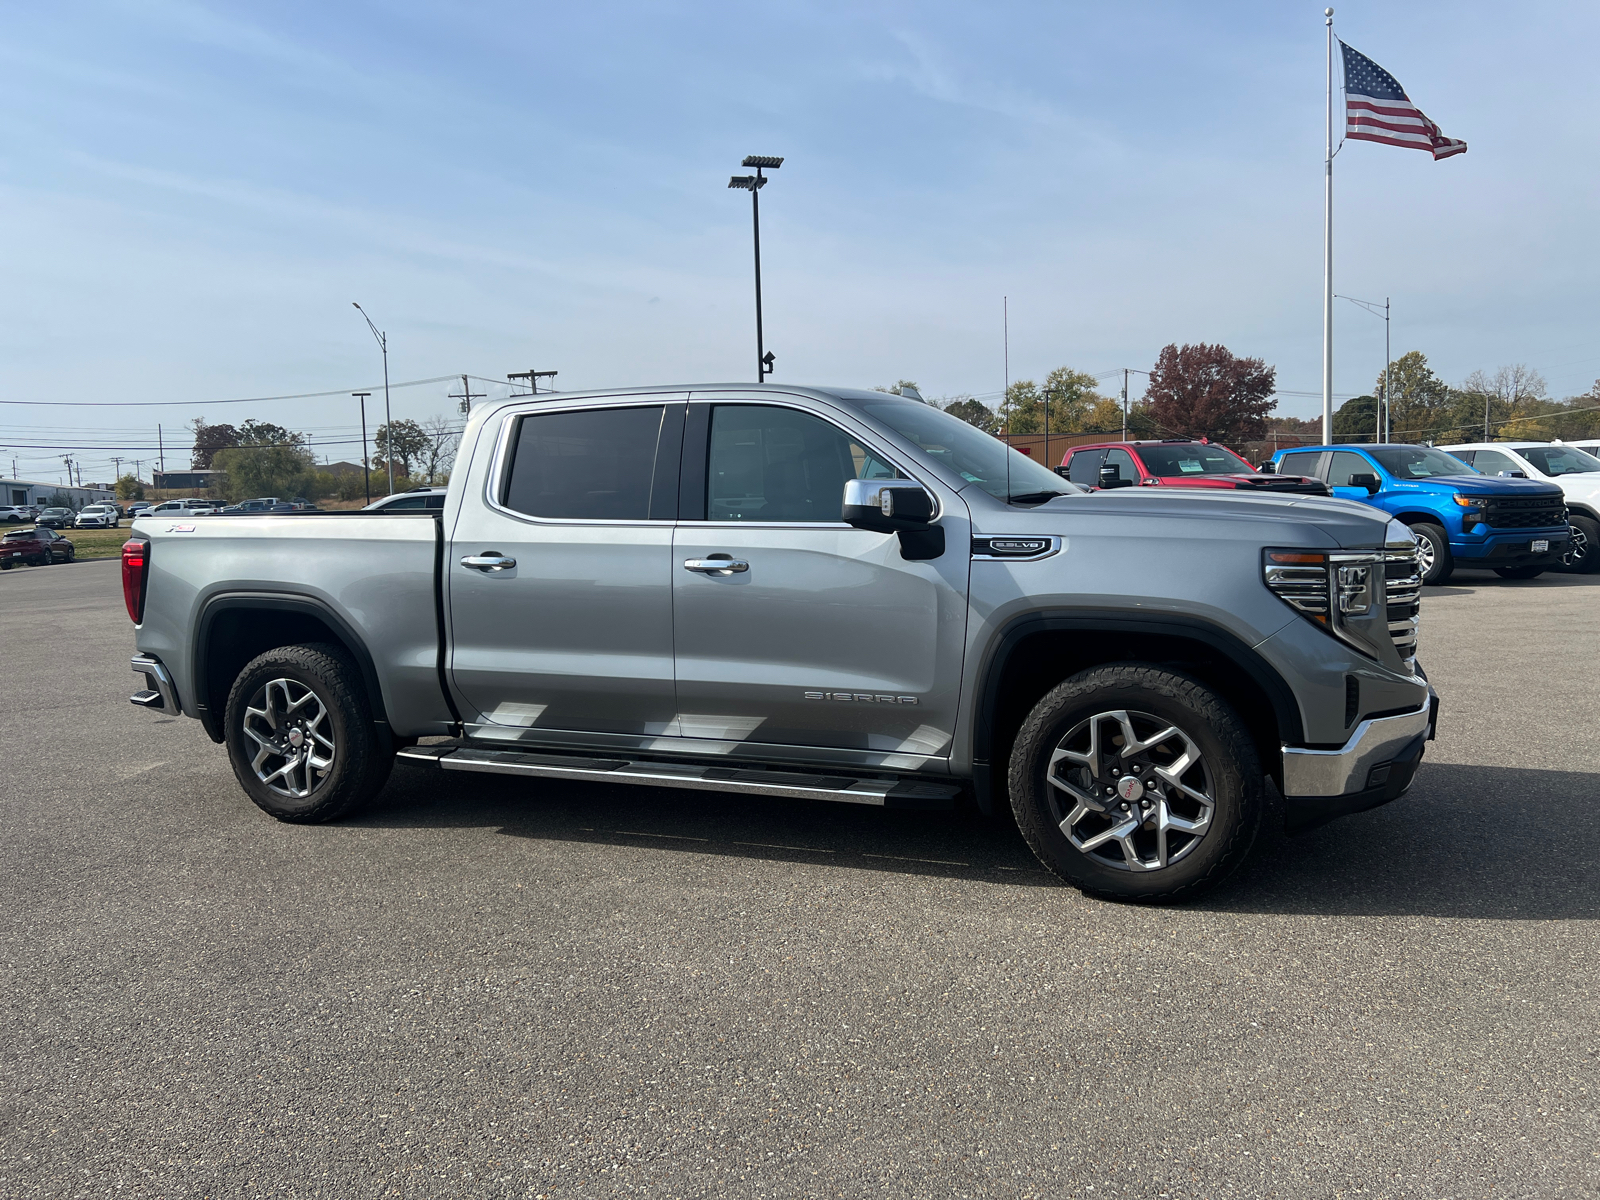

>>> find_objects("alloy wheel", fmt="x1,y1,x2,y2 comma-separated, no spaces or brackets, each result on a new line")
241,678,336,799
1045,709,1215,871
1562,524,1588,570
1413,532,1436,577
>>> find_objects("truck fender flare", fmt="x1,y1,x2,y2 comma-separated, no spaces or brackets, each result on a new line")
192,591,391,743
968,610,1304,805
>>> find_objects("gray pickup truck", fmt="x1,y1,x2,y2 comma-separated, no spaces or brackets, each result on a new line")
124,384,1437,900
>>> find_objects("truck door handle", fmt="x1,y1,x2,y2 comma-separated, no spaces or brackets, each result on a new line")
460,553,517,571
683,557,749,575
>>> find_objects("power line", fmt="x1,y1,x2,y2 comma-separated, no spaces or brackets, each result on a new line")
0,375,462,408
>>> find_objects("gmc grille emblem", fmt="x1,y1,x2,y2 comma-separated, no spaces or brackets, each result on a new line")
803,692,918,705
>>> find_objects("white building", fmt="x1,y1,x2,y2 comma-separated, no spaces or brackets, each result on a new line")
1,477,115,509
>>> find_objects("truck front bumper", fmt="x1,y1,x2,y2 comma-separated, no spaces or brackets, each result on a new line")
1280,687,1439,833
1453,535,1569,567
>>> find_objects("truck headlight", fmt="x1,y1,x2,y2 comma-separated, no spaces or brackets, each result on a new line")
1264,548,1413,662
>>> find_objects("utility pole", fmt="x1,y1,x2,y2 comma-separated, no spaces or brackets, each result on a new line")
507,369,558,397
353,393,372,506
158,424,165,475
450,375,487,414
728,156,783,381
353,303,394,496
1122,369,1130,441
113,457,123,483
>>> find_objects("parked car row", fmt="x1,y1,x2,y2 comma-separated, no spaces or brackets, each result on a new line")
1052,437,1591,585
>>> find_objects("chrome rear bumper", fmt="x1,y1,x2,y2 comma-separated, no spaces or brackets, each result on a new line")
130,654,179,714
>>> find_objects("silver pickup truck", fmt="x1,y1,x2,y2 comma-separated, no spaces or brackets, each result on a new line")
124,384,1437,901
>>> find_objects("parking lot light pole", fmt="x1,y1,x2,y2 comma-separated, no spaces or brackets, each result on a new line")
353,303,394,496
729,156,783,382
353,392,372,506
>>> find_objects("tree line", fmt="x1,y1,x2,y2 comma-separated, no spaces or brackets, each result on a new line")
916,343,1600,450
185,415,460,501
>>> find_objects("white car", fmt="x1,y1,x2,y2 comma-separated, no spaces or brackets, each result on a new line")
143,498,221,518
1439,440,1600,573
0,505,30,524
74,503,121,529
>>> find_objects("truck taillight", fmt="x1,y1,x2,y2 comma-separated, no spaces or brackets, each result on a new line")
122,539,150,623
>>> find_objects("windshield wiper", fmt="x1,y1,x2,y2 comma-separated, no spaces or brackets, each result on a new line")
1007,490,1070,504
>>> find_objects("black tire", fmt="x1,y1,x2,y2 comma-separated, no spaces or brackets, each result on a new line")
1409,522,1453,585
224,642,394,823
1008,664,1262,902
1561,515,1599,574
1493,566,1544,580
0,560,11,570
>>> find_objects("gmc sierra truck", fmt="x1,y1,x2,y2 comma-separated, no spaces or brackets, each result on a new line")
124,384,1438,901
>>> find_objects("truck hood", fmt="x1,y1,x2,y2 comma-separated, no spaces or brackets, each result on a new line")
1396,474,1565,499
974,487,1395,550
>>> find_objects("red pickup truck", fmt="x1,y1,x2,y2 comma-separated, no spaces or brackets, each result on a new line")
0,526,76,568
1059,440,1328,495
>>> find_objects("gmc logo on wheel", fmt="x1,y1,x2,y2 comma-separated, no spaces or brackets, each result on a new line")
803,691,918,705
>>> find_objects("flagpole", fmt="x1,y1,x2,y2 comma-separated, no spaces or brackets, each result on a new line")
1322,7,1335,445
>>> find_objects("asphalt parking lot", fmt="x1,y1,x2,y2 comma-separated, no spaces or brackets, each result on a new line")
2,560,1596,1199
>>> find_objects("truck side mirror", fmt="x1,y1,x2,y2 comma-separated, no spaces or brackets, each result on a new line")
1348,472,1380,493
1098,463,1133,490
1259,461,1277,473
841,479,935,532
1053,465,1071,478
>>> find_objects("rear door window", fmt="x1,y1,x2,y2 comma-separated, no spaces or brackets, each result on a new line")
1277,451,1324,479
502,405,668,521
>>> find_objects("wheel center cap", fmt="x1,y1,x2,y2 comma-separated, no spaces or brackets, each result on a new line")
287,728,304,749
1116,775,1145,802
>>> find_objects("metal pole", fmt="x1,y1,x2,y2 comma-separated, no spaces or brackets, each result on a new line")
381,333,393,495
1383,298,1391,441
158,424,165,475
1322,8,1335,445
1002,297,1009,432
1122,369,1129,441
752,172,765,381
354,392,371,506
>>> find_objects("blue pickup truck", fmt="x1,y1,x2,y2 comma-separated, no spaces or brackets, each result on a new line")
1268,443,1569,585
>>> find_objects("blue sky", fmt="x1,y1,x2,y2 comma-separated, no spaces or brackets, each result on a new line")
1,1,1595,481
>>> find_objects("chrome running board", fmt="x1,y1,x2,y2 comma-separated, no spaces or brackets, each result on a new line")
396,743,960,809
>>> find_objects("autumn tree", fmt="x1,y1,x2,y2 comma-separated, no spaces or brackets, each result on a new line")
190,418,240,468
419,415,460,484
1143,343,1277,442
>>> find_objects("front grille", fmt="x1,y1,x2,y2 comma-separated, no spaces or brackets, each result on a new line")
1384,550,1421,666
1478,495,1568,530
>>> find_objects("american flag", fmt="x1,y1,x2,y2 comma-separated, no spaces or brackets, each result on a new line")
1340,41,1466,161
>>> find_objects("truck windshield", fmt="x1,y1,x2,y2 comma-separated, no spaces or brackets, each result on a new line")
1518,445,1600,476
1368,447,1475,478
861,399,1081,503
1136,444,1253,477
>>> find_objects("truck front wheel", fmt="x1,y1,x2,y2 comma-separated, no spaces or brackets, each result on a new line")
1408,522,1453,585
1008,665,1262,902
223,643,394,823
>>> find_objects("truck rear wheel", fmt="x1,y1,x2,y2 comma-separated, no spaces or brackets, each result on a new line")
1008,665,1262,902
223,642,393,824
1408,522,1453,585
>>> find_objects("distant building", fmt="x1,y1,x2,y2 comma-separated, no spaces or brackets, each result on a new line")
319,461,368,478
1,477,115,508
152,469,227,491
